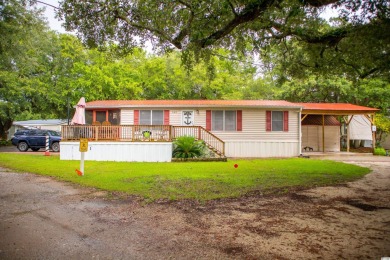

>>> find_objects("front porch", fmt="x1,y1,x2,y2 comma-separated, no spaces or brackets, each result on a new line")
60,125,225,162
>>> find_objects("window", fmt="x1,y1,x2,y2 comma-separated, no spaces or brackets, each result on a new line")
212,111,223,131
225,111,236,131
86,111,93,124
272,111,283,131
86,110,120,125
212,110,236,131
96,111,106,123
108,111,119,125
140,110,151,125
152,110,164,125
266,111,288,132
140,110,164,125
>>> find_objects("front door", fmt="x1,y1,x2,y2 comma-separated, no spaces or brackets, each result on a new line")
182,111,194,126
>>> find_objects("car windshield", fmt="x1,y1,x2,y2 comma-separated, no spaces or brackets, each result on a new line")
48,130,61,137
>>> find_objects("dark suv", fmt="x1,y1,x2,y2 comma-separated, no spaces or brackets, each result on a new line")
11,129,61,152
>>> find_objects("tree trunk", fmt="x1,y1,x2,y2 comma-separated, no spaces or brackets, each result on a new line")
0,119,13,140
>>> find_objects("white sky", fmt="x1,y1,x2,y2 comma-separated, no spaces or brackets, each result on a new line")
36,0,67,33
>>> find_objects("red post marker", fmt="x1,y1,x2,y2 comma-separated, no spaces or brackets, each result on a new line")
234,164,238,168
75,169,83,176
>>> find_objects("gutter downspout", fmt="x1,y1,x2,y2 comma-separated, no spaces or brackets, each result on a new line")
298,108,302,156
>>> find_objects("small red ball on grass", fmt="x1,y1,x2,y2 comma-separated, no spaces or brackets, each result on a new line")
234,164,238,168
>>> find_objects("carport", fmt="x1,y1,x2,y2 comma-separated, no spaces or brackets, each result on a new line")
297,103,379,153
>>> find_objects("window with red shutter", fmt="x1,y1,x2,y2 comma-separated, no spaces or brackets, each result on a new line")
266,111,272,131
237,110,242,131
134,110,139,125
206,110,211,131
164,110,170,125
283,111,289,131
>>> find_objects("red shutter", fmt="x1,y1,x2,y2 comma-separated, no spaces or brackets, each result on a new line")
283,111,289,131
266,111,271,131
134,110,139,125
237,110,242,131
164,110,170,125
206,110,211,131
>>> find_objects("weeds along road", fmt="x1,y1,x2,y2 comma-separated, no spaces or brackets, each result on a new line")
0,155,389,259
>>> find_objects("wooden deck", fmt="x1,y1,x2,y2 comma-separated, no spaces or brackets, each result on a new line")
62,125,225,157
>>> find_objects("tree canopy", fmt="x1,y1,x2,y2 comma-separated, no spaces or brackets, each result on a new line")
0,0,50,138
58,0,389,54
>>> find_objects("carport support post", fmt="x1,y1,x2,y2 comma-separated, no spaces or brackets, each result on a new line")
322,114,325,152
346,115,354,153
347,122,350,153
371,114,376,151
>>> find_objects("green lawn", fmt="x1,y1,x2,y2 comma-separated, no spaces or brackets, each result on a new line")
0,153,370,201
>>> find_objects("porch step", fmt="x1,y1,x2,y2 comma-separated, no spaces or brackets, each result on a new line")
205,144,224,158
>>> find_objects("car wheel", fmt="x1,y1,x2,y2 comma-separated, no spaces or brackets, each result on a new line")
31,148,40,152
17,142,29,152
51,142,60,152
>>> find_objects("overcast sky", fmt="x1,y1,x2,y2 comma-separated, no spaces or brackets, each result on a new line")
36,0,67,33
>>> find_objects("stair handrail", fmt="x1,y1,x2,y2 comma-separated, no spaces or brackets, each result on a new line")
172,126,225,156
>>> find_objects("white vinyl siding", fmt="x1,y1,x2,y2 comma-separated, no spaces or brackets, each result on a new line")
170,109,201,126
120,109,133,125
169,110,182,126
208,109,299,141
119,108,300,157
121,109,298,141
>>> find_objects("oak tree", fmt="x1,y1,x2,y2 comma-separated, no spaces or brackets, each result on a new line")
58,0,389,57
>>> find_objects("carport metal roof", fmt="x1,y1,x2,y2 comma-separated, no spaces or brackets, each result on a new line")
296,103,379,115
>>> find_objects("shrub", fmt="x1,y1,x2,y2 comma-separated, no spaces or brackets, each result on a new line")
0,140,11,146
373,147,386,156
172,136,205,159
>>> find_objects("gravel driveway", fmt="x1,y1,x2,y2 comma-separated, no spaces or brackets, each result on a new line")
0,154,389,259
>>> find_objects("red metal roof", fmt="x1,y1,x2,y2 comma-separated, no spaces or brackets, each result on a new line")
297,103,379,112
86,100,301,109
84,100,378,114
302,115,341,126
